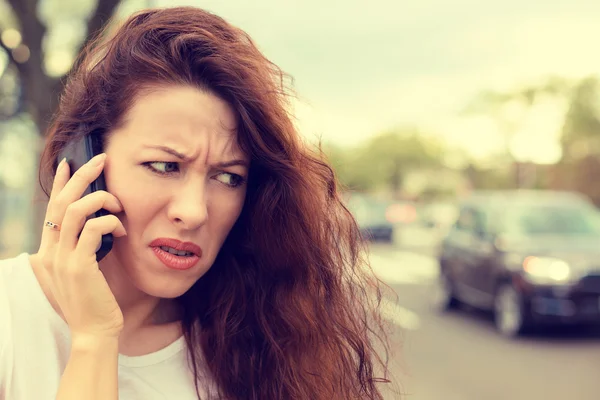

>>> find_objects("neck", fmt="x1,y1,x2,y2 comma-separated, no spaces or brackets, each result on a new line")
99,252,181,334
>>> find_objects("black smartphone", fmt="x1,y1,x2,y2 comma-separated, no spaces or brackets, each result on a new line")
57,128,113,262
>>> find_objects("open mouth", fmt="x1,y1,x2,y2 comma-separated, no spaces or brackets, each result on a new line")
149,238,202,270
158,246,196,257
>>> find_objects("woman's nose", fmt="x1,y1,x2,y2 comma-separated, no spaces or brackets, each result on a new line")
167,182,208,230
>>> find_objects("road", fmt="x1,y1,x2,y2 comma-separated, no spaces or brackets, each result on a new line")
367,243,600,400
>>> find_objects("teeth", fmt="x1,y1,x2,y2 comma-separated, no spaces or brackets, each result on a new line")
159,246,194,257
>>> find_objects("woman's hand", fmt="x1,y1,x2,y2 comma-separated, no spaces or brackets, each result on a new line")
36,153,127,339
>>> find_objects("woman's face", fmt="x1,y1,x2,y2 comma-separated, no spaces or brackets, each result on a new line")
102,85,248,298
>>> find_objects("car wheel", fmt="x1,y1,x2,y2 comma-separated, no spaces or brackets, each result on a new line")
494,283,529,338
431,273,459,312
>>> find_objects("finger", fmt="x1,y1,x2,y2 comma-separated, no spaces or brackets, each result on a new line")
41,159,71,245
58,191,124,251
75,215,126,257
50,153,107,222
49,158,70,204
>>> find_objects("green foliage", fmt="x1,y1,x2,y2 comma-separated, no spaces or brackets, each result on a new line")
553,76,600,205
325,75,600,202
463,163,512,190
323,128,445,195
561,76,600,162
464,77,570,115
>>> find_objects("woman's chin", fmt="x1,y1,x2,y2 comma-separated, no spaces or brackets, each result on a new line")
129,265,196,299
106,242,208,299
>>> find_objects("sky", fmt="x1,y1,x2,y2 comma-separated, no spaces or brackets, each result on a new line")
4,0,600,165
148,0,600,164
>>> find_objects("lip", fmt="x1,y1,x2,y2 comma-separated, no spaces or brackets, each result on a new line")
149,238,202,256
149,238,202,271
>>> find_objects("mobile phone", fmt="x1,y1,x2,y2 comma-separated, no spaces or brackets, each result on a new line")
57,128,113,262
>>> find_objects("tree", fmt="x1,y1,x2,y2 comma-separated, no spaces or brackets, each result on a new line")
0,0,122,134
323,128,444,196
321,141,379,193
364,129,443,196
0,0,122,252
464,77,570,188
561,77,600,162
556,76,600,205
463,162,512,191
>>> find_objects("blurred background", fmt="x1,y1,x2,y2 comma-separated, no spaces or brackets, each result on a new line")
1,0,600,399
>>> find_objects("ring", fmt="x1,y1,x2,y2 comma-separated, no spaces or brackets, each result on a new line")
45,221,61,231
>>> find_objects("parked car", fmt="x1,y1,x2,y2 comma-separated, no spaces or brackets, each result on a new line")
345,194,415,243
434,190,600,337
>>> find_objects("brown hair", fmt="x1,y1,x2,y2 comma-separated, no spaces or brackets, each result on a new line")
39,7,398,399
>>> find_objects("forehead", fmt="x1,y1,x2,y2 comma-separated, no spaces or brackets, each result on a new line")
113,85,244,158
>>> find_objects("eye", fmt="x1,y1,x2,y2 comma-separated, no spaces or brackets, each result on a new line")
215,172,246,188
144,161,180,175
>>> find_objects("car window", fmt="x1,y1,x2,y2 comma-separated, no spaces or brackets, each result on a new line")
503,204,600,236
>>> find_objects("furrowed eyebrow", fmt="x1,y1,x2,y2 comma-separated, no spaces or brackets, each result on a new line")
143,145,190,161
143,145,248,168
213,159,249,169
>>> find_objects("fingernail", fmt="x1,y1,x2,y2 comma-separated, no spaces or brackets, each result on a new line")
94,153,107,166
57,157,66,172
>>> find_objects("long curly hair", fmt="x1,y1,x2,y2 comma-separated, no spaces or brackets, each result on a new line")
39,7,398,399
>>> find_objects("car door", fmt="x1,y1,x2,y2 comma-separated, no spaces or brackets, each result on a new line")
444,205,479,297
444,205,498,308
467,207,498,307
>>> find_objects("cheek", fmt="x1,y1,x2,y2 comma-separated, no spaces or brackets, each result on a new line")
208,190,246,233
105,167,164,226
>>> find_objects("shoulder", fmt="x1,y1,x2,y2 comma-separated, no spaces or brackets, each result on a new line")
0,252,31,310
0,253,35,332
0,254,29,387
0,252,27,291
0,253,49,320
0,253,31,287
0,252,31,268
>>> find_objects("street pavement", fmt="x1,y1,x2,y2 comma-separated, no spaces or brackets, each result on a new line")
367,242,600,400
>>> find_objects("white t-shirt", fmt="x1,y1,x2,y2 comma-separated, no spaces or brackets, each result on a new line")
0,253,218,399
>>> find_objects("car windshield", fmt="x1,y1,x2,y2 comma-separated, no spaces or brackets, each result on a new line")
503,204,600,236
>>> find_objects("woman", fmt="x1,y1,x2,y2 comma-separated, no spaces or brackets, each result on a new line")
0,6,396,400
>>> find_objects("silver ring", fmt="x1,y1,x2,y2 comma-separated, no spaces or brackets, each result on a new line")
45,221,61,231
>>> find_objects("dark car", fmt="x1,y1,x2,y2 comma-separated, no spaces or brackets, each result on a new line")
434,190,600,337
